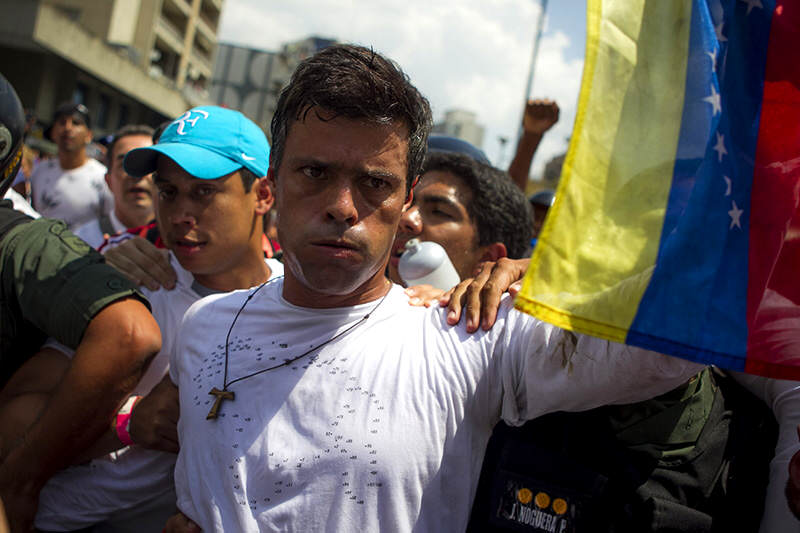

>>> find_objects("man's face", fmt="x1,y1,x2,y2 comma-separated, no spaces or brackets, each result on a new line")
51,114,91,154
106,134,155,224
389,170,484,282
270,111,410,301
154,156,270,278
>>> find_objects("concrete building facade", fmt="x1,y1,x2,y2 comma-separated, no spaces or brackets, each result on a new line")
432,109,485,149
0,0,223,135
210,36,336,136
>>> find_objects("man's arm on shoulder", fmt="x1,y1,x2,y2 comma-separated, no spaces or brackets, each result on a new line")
103,236,177,291
0,297,161,531
441,258,529,332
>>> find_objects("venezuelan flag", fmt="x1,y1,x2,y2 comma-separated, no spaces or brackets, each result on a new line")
516,0,800,379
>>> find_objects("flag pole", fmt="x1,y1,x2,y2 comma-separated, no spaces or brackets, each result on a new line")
517,0,548,142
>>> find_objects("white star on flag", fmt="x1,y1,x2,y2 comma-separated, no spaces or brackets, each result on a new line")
703,84,722,115
715,21,727,42
706,49,718,71
728,201,744,229
740,0,763,15
713,132,728,162
724,176,732,196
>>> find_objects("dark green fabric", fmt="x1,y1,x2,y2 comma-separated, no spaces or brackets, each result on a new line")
0,204,147,387
467,369,777,532
608,370,714,459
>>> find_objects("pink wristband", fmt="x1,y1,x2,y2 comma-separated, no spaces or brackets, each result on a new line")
115,395,141,446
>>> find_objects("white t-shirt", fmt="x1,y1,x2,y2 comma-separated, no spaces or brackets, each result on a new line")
73,209,127,249
30,157,112,229
3,188,39,218
170,280,702,532
34,254,284,531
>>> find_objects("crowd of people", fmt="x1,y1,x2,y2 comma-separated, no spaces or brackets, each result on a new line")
0,43,799,533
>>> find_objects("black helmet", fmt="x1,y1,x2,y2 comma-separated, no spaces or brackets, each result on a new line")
0,74,25,197
529,189,555,208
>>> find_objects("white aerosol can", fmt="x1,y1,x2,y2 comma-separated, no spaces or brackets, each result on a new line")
398,238,460,290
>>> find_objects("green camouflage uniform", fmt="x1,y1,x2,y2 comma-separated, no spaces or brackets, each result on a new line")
0,200,147,386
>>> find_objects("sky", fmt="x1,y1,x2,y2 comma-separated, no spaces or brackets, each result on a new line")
217,0,587,179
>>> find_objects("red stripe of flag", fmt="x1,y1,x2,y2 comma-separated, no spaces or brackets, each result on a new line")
746,0,800,378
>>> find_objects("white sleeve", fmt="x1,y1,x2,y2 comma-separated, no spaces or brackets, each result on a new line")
729,371,800,533
41,337,76,359
496,306,705,425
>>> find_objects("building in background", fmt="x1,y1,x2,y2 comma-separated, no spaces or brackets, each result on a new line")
210,36,336,136
432,109,485,149
0,0,223,136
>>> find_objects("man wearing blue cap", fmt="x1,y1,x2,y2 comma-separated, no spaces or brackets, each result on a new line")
3,105,284,532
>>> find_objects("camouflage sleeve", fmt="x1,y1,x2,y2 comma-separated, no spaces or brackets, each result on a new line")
2,217,150,349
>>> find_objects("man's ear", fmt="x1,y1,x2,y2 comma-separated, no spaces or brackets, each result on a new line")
479,242,508,263
104,172,112,188
254,176,274,216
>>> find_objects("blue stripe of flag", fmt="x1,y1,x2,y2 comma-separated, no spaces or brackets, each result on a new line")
627,0,774,368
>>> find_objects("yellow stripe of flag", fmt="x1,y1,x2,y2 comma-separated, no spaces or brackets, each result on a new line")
515,0,693,341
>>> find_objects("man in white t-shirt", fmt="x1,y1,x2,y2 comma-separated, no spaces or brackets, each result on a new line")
3,107,283,532
73,125,156,248
159,45,704,533
30,103,113,229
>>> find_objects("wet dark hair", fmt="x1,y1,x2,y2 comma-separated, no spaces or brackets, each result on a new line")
422,152,533,259
106,124,155,167
270,44,432,194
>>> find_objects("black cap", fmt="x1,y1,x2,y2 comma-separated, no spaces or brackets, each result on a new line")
52,101,91,129
0,74,26,197
427,135,490,165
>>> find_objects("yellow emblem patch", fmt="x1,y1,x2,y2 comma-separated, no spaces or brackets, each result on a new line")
534,491,551,509
2,145,21,180
552,498,568,515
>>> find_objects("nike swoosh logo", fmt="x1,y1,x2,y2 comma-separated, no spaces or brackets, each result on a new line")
241,153,256,161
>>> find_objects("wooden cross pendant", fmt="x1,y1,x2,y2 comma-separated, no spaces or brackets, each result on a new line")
207,387,235,420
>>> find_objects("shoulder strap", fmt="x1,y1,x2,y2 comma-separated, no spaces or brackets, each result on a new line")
0,205,32,243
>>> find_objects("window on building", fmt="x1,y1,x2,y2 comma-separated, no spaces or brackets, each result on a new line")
97,93,110,129
73,82,88,105
117,104,129,129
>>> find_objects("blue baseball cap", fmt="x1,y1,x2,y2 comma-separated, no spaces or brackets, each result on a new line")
124,106,269,179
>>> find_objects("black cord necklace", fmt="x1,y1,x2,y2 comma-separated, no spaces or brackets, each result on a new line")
206,277,392,420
